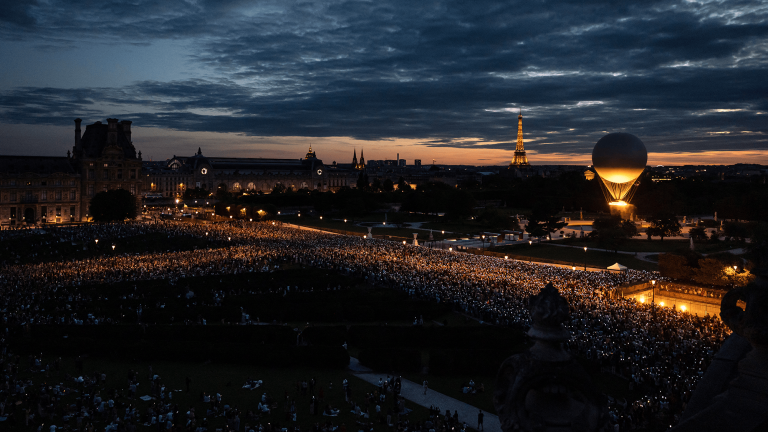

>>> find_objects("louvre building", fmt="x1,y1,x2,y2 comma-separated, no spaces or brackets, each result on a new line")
0,118,144,227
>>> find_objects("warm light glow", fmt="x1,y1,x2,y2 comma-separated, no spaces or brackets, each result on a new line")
95,239,98,244
639,296,645,303
651,279,656,285
529,240,532,245
344,219,347,223
320,216,323,220
111,245,115,250
572,266,576,270
659,302,664,306
403,241,406,244
680,305,687,312
505,256,508,259
449,247,452,251
609,200,628,207
584,247,587,251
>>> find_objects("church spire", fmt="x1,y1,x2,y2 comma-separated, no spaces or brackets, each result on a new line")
359,148,365,168
511,109,530,167
352,149,358,167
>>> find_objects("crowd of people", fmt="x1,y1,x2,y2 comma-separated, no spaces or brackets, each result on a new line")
0,220,734,431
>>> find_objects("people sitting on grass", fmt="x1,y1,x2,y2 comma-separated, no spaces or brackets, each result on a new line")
322,405,340,416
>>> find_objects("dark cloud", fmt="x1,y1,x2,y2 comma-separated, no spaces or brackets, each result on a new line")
0,0,767,156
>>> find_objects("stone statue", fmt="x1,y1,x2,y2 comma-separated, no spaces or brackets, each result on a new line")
494,283,609,432
672,272,768,431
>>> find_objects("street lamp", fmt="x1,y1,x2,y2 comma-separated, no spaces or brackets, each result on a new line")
403,240,407,245
95,239,99,245
529,240,532,245
481,234,486,249
651,279,656,306
111,244,115,251
344,219,347,236
583,247,588,271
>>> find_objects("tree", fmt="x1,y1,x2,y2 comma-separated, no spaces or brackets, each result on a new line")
444,190,475,220
658,254,694,280
478,208,519,232
689,226,707,241
371,178,382,192
271,184,287,194
396,177,412,192
647,213,681,241
722,222,749,241
526,214,566,242
382,179,394,193
526,203,566,242
692,258,729,287
591,216,629,252
89,189,137,222
356,172,369,190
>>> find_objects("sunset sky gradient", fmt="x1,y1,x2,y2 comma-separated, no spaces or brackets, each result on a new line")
1,0,766,165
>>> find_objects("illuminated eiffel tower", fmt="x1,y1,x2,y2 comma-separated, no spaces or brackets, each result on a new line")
511,109,530,167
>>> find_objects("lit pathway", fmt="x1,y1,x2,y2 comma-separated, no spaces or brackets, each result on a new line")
348,357,501,432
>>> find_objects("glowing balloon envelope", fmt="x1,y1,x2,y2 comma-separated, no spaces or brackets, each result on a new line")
592,133,647,204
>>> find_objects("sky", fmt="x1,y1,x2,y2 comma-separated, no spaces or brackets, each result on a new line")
0,0,767,166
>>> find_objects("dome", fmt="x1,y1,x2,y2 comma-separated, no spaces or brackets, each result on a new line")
592,133,647,184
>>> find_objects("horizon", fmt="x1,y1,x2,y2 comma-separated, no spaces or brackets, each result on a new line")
1,1,767,165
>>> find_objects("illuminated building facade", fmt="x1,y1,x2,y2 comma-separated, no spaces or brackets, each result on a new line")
0,118,144,227
147,146,329,197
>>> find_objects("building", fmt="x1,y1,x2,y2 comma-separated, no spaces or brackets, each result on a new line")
0,118,145,227
73,118,144,218
0,156,80,226
145,146,329,197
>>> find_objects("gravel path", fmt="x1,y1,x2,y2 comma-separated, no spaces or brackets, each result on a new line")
349,358,501,432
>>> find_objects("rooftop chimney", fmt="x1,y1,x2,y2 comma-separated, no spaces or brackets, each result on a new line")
74,118,82,151
120,120,132,143
107,118,119,145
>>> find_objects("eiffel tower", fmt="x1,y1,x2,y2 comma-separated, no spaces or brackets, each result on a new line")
511,109,530,167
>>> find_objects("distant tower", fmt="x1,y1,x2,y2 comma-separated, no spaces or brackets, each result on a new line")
305,145,317,159
358,149,365,169
352,149,358,167
511,109,530,167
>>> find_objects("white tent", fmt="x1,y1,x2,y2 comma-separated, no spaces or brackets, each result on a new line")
607,262,627,271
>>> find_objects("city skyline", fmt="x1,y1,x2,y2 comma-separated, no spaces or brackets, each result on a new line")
1,1,767,165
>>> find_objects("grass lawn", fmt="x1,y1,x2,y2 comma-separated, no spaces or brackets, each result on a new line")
4,356,431,432
493,243,658,271
278,216,454,241
554,238,746,254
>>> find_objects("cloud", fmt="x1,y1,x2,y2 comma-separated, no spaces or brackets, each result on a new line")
0,0,766,158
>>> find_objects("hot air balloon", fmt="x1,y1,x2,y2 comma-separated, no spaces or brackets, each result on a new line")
591,133,647,206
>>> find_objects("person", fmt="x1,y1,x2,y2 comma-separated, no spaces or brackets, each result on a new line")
423,380,428,396
478,410,484,431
